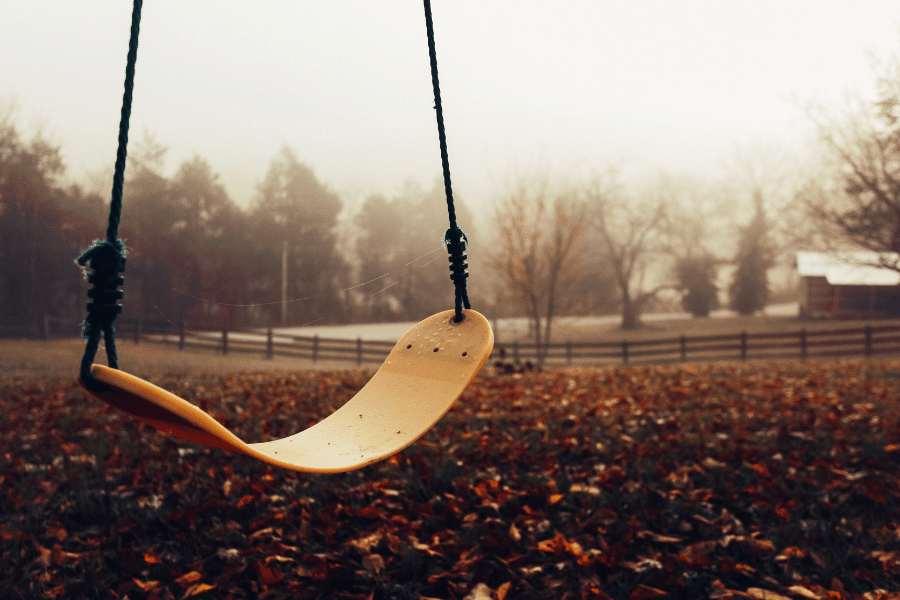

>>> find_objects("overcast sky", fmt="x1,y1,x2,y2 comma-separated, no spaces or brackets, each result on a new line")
2,1,900,215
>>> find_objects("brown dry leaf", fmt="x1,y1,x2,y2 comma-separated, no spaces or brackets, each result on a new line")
362,553,384,574
786,586,820,599
143,549,163,564
412,540,442,557
257,563,284,585
508,523,521,542
349,531,383,553
175,571,202,588
748,539,777,556
133,579,160,592
622,558,663,573
681,540,719,559
780,547,806,559
385,532,405,554
45,523,67,541
537,532,583,556
651,533,684,543
50,544,81,566
184,582,216,598
0,524,26,542
494,581,513,600
249,526,276,539
628,584,668,599
746,588,791,600
464,583,493,600
32,543,52,568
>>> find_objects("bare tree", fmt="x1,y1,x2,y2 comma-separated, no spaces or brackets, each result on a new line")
802,52,900,270
491,181,585,366
586,173,667,329
655,174,731,317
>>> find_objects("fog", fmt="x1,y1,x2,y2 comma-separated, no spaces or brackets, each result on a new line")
5,1,900,335
3,0,899,215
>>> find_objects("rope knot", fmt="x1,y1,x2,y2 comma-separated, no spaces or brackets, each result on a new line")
76,239,126,391
443,227,470,322
77,239,126,328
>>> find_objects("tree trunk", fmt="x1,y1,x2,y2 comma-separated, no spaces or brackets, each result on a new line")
530,309,542,367
621,291,640,330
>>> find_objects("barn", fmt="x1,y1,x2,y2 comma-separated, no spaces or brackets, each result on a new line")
796,251,900,319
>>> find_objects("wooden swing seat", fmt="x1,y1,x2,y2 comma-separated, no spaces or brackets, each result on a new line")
82,309,493,473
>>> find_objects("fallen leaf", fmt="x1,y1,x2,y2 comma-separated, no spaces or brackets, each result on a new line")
175,571,202,588
464,582,492,600
628,584,668,599
184,582,216,598
786,586,820,599
133,579,160,592
746,588,791,600
495,581,513,600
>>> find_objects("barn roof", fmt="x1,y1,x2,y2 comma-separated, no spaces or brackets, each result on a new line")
796,251,900,286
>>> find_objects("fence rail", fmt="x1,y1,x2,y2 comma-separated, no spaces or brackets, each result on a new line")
493,324,900,366
18,316,900,367
117,319,397,366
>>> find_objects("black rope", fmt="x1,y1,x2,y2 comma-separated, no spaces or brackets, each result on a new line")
423,0,470,323
76,0,142,391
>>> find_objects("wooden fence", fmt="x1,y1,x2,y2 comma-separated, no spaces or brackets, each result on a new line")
113,318,397,366
103,318,900,367
494,324,900,366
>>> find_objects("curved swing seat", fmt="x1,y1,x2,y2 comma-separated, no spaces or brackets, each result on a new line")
81,309,493,473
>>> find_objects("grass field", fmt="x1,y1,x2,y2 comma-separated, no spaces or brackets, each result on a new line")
2,336,900,599
0,338,356,383
509,313,900,345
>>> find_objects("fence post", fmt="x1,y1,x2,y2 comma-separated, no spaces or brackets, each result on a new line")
865,326,873,358
222,327,228,356
356,337,363,365
800,328,807,360
312,335,319,363
566,341,572,365
622,340,629,364
134,317,141,345
266,328,273,359
179,321,186,351
680,335,687,362
740,331,748,361
513,340,520,363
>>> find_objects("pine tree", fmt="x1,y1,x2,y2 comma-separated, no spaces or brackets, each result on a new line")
729,211,772,315
676,254,719,317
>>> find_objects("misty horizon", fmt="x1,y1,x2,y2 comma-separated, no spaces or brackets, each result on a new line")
3,1,900,219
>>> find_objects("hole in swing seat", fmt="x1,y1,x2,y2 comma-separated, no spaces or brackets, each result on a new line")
433,347,439,352
462,351,467,357
406,344,412,349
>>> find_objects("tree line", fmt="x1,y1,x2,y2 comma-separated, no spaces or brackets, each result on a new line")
490,50,900,363
0,117,478,337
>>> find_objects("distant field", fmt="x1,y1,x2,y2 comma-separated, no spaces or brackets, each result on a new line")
0,338,363,383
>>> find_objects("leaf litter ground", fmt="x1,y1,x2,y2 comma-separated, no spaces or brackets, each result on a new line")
2,360,900,600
